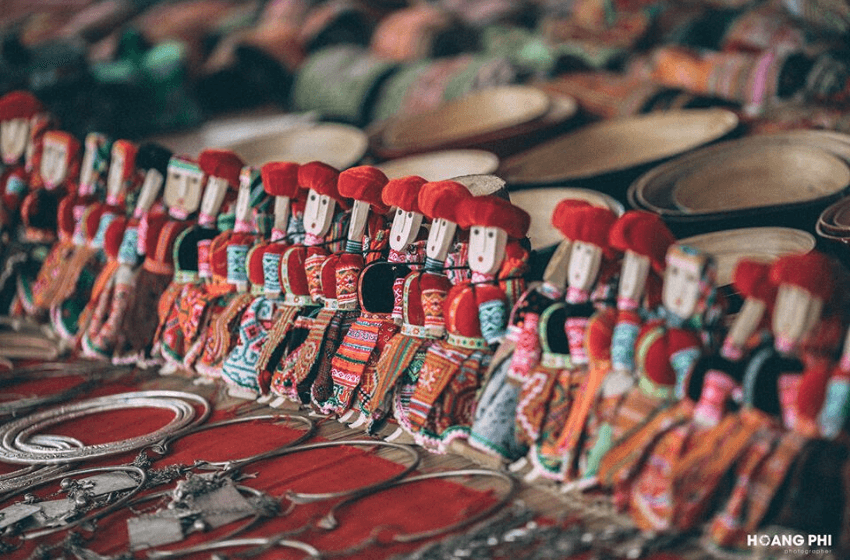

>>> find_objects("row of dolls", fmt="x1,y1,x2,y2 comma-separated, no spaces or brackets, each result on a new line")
2,90,850,550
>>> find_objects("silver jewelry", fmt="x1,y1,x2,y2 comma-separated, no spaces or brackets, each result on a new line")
0,391,210,464
0,435,83,496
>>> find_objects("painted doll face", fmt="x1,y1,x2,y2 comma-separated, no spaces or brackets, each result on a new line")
567,240,603,292
234,168,254,224
772,284,823,352
619,250,651,301
78,136,100,194
662,250,703,320
389,207,423,252
426,217,457,261
163,159,204,215
136,167,164,214
105,146,126,202
199,176,230,222
1,118,28,164
303,190,335,237
40,136,69,189
469,225,507,275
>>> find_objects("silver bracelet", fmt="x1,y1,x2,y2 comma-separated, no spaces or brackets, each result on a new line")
149,413,317,468
0,434,83,496
0,391,210,464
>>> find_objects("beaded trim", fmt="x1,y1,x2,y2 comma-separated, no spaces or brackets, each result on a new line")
324,298,339,310
284,294,315,306
446,332,488,350
174,270,198,284
541,352,572,370
401,324,437,339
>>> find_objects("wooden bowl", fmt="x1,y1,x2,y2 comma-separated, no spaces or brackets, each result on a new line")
672,144,850,213
376,150,499,181
225,123,368,169
678,227,815,286
499,108,739,186
380,85,551,152
510,187,625,250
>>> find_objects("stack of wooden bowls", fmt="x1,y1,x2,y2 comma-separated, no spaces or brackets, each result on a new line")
628,130,850,237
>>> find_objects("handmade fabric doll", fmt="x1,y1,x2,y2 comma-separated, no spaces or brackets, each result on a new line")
322,173,433,422
818,327,850,439
0,91,44,232
580,244,719,485
191,165,264,378
49,139,144,342
309,166,393,413
524,203,620,479
81,143,172,360
156,149,243,370
406,194,530,454
222,161,307,398
373,179,471,437
19,131,82,316
623,259,778,529
266,161,350,404
116,154,205,364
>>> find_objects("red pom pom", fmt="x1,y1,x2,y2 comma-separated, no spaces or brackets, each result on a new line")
56,193,76,237
551,198,592,237
769,251,835,302
457,195,530,239
146,214,178,266
83,205,106,242
382,175,426,213
282,246,309,296
103,216,129,259
417,180,471,224
261,161,301,197
199,149,244,187
732,259,777,305
338,165,389,211
556,205,618,258
609,210,675,274
247,242,268,286
297,161,347,209
0,91,43,120
209,231,232,277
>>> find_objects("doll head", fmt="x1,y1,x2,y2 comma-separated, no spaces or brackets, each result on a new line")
164,155,205,219
384,175,427,253
662,244,717,324
261,161,302,239
722,259,777,359
609,210,675,308
198,148,244,227
458,195,530,276
298,161,344,239
105,140,140,206
418,180,472,262
77,132,111,196
40,131,81,191
558,205,618,293
134,143,173,217
0,91,43,165
769,252,835,355
337,165,389,244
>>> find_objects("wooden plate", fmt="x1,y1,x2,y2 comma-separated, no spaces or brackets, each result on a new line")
499,108,739,186
225,123,368,169
376,150,499,181
381,86,550,151
678,227,815,286
510,187,625,250
672,144,850,213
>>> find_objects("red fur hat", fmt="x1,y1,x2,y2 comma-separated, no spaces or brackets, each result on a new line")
338,165,389,212
261,161,301,197
769,251,835,302
458,195,530,240
732,258,777,306
199,149,244,187
551,198,592,237
0,91,43,120
111,140,139,180
210,231,232,278
247,242,268,286
382,175,426,214
103,216,129,259
417,180,471,225
609,210,675,274
298,161,347,209
557,205,618,259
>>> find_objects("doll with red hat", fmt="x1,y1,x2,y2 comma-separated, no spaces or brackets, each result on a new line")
818,327,850,439
302,165,393,411
404,194,531,454
220,161,313,398
156,148,243,371
510,204,620,477
578,244,720,488
619,259,779,530
364,179,472,436
191,166,268,379
48,139,145,343
265,161,353,403
320,172,436,420
114,154,205,365
0,91,44,231
81,143,173,360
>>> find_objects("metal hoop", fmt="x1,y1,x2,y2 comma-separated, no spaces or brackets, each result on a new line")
147,536,321,560
0,435,84,496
